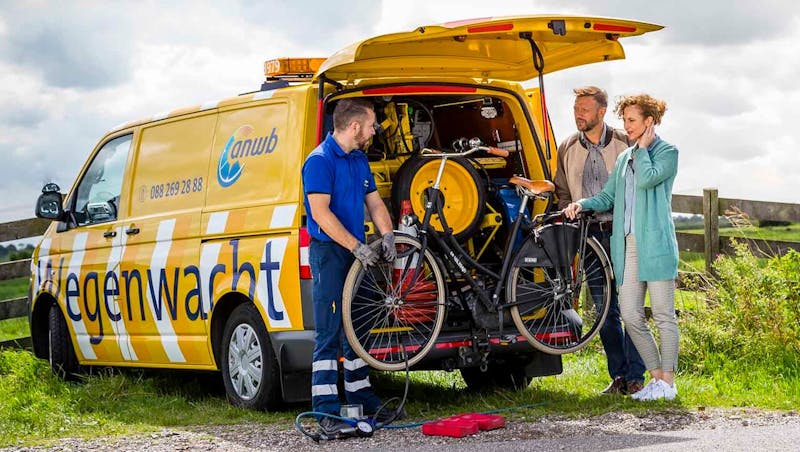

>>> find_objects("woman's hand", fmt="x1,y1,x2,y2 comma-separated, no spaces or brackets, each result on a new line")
564,202,582,220
637,124,655,149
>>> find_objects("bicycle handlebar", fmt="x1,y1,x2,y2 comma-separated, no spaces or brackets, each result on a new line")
420,145,510,159
536,208,596,224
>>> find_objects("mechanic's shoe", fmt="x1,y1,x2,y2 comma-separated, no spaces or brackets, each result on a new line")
319,416,354,439
368,406,406,425
601,376,627,395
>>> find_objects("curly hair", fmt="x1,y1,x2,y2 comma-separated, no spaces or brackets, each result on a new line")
614,94,667,125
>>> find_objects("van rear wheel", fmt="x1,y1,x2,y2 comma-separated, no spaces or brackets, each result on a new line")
48,304,81,380
221,303,281,410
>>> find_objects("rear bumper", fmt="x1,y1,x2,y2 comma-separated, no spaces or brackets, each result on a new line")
270,327,562,403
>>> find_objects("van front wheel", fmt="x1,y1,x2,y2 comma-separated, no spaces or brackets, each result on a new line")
221,303,281,410
48,304,81,380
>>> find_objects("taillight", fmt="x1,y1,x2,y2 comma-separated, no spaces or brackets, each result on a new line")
299,227,311,279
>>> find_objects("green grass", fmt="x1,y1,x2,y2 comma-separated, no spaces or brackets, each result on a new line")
0,277,30,341
680,223,800,242
0,276,28,301
679,251,705,272
0,318,28,341
2,345,797,447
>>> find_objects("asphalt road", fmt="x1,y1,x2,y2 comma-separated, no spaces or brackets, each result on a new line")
413,421,800,451
6,408,800,451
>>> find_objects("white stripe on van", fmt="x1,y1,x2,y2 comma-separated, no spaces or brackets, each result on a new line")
34,238,51,295
199,100,219,111
258,237,291,329
145,219,185,363
199,212,228,318
106,226,138,361
252,90,275,101
67,232,97,360
151,111,169,121
207,211,229,234
269,204,296,229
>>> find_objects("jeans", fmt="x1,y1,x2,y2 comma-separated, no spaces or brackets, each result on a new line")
309,240,382,415
586,226,646,383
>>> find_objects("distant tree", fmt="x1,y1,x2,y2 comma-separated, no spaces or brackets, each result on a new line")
9,249,33,261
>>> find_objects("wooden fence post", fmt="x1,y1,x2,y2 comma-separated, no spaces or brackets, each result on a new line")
703,188,719,274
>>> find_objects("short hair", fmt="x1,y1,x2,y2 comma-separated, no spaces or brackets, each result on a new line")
332,98,374,131
614,94,668,125
573,86,608,107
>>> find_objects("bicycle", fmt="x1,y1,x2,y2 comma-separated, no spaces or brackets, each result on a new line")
342,144,613,371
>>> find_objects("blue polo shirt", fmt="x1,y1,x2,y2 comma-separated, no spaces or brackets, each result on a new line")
302,133,377,243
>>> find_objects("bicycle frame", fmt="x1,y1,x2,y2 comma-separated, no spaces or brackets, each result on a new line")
407,147,589,321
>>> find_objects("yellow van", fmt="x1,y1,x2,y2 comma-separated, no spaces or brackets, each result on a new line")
29,16,661,409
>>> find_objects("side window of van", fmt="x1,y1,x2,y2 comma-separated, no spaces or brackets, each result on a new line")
72,134,132,226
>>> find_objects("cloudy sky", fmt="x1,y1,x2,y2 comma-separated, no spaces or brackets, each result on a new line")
1,0,798,228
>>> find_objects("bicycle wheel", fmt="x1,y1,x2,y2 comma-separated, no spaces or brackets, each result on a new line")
342,235,446,371
508,232,612,354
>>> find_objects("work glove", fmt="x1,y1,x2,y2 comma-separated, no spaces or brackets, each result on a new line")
352,242,380,267
381,233,396,262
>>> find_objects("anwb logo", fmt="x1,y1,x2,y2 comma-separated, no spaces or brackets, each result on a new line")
217,125,279,187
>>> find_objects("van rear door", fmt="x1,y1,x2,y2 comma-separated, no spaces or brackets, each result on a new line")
314,16,662,82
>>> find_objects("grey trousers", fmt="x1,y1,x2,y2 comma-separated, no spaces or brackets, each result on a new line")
618,235,679,372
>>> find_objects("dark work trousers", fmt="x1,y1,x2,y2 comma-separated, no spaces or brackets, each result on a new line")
586,225,646,383
309,239,382,415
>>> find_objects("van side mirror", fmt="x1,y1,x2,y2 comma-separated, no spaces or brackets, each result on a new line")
35,183,65,221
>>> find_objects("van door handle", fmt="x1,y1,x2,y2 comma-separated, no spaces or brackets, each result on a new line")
103,230,117,238
125,227,140,235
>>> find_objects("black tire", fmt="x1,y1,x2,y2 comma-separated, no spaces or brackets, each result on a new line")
342,235,446,371
221,303,281,410
48,304,81,380
392,156,486,241
508,232,612,354
460,363,530,392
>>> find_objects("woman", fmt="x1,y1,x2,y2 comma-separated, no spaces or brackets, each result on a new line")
565,94,679,401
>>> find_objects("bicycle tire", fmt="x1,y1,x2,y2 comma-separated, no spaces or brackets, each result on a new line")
508,232,612,354
342,235,446,371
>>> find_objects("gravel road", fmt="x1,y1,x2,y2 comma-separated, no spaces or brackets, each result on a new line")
6,408,799,451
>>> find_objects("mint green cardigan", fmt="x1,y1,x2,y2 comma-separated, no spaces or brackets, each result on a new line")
579,138,679,284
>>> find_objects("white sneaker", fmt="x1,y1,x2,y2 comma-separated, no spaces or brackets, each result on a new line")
662,380,678,401
634,379,678,401
630,379,659,401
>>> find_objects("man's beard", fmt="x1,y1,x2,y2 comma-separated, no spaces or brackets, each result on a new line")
354,130,371,150
577,116,600,132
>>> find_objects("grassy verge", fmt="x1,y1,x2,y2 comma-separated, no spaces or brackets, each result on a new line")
2,345,797,448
